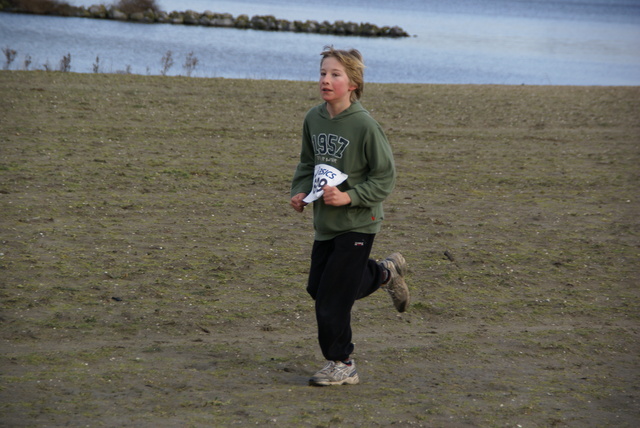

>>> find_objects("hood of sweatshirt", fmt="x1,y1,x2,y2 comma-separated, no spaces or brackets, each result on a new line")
318,101,369,121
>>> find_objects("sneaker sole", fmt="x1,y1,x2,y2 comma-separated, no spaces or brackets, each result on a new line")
309,374,360,386
383,253,409,312
388,252,407,276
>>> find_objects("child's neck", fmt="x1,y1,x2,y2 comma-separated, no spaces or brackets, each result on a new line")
326,100,352,118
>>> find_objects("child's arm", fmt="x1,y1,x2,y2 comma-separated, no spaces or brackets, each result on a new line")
345,125,395,207
290,117,315,210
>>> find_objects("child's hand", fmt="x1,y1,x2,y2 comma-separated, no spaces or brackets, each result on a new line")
290,193,308,212
322,185,351,206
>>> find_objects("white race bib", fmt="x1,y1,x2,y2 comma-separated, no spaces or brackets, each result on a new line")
303,164,348,203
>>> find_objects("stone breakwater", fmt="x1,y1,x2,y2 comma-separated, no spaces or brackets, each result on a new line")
0,3,410,38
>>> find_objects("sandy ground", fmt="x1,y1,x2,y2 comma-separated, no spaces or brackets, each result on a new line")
1,71,639,427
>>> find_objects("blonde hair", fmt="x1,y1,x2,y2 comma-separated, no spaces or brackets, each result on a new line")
320,45,365,103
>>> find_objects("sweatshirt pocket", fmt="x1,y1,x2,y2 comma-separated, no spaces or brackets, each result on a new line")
346,206,376,229
314,205,380,236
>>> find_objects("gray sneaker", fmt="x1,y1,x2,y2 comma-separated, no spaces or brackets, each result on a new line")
380,252,410,312
309,360,359,386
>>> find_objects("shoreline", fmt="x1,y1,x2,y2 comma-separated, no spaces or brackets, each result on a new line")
2,69,639,88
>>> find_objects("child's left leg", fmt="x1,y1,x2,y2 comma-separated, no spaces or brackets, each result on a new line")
355,258,386,300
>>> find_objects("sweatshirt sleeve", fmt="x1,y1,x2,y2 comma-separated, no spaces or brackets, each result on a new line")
290,118,315,197
346,123,396,207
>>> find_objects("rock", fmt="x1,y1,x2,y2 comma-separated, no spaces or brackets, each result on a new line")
318,21,332,34
212,17,234,28
88,5,107,19
251,17,268,30
277,19,293,32
169,11,183,25
358,23,380,37
183,10,200,25
251,15,279,31
387,26,409,37
299,20,318,33
143,9,156,23
71,6,90,18
333,21,347,35
155,11,169,23
235,14,250,29
108,8,128,21
129,12,144,22
344,22,358,35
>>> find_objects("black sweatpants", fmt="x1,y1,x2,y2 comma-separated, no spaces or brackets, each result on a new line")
306,232,385,362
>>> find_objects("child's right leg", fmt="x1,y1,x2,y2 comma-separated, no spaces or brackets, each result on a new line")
306,232,375,362
305,234,409,385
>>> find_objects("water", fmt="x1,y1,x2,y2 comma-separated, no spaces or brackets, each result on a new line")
1,0,639,85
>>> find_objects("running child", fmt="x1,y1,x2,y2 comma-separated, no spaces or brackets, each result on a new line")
290,46,410,386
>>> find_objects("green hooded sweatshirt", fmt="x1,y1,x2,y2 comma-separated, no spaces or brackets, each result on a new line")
291,101,396,241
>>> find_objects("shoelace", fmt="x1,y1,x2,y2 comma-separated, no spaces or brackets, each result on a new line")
318,361,336,375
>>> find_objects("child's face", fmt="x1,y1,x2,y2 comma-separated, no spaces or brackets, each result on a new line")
319,57,356,105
